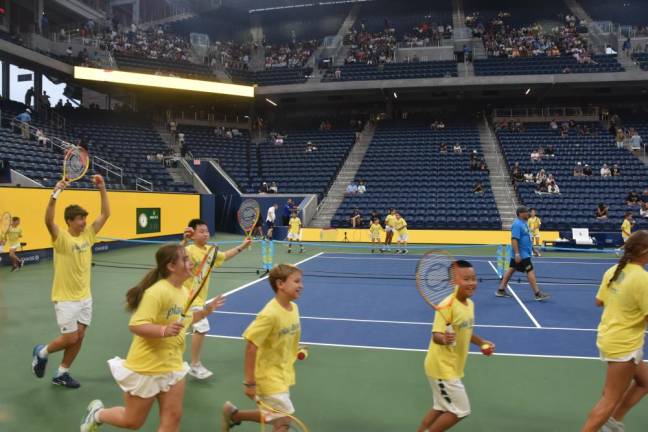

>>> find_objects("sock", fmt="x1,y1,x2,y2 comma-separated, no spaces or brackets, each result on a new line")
56,366,69,377
39,346,49,358
94,409,103,425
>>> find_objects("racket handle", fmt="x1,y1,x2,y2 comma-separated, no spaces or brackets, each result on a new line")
52,188,62,199
446,324,456,347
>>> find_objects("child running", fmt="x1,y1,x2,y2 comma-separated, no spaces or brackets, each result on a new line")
32,175,110,389
222,264,304,431
182,218,251,379
79,244,225,431
418,260,495,432
287,211,303,254
394,212,408,254
527,208,542,257
369,217,383,253
2,216,24,271
581,231,648,432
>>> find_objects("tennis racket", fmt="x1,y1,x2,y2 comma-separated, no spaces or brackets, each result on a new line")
415,251,458,344
255,397,309,431
181,245,219,318
0,212,11,243
238,199,260,240
52,145,90,199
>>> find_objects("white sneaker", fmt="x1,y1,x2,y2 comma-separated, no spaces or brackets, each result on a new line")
221,401,240,432
600,418,625,432
188,362,213,380
80,399,103,432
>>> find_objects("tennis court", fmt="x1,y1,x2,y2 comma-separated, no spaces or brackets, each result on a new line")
2,235,647,431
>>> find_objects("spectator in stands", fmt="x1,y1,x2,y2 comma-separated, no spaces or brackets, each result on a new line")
626,190,641,206
622,37,632,57
612,164,621,176
630,130,643,153
545,144,555,157
357,181,366,194
605,44,617,55
536,169,547,184
439,143,448,153
258,182,269,194
24,87,34,107
470,155,480,170
453,143,462,154
35,128,48,148
530,149,541,161
14,109,31,139
479,160,489,172
524,171,534,182
346,181,358,195
350,208,363,228
282,198,295,226
549,120,558,130
615,128,625,149
583,164,593,176
269,182,278,193
334,68,341,80
473,182,484,193
641,202,648,218
601,164,611,177
547,177,560,194
596,202,609,220
573,162,584,176
305,141,318,153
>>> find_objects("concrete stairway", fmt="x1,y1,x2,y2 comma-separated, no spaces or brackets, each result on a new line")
309,122,375,227
478,116,519,229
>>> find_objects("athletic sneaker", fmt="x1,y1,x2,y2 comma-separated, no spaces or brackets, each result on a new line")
221,401,241,432
32,344,48,378
601,417,625,432
402,249,408,254
495,289,512,298
19,259,24,268
80,399,104,432
52,372,81,388
188,362,213,380
534,291,551,302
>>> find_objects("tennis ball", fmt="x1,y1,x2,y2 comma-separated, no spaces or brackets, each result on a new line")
297,346,309,360
480,343,494,356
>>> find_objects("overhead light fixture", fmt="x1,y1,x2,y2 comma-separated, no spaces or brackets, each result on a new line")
525,88,531,95
265,98,278,106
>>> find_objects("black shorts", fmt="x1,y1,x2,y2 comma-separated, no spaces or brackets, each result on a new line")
266,221,274,229
509,257,534,273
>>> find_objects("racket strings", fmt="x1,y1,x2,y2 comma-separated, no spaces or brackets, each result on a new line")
65,148,89,180
416,253,456,306
238,199,260,232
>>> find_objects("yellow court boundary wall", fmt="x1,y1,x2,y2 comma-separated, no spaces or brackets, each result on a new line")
303,228,560,245
0,187,199,251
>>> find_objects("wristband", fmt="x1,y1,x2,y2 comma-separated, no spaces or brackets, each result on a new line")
243,382,256,387
160,325,167,337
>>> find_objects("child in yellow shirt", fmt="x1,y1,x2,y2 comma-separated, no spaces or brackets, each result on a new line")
369,218,383,253
2,216,24,271
222,264,304,431
287,212,303,254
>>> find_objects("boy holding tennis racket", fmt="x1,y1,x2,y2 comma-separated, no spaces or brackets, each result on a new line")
1,216,24,271
182,218,251,379
418,260,495,432
79,244,225,432
32,175,110,389
287,211,303,254
222,264,304,431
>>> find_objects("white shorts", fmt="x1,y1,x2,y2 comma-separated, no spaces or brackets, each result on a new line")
54,298,92,333
8,243,21,251
258,392,295,422
190,306,210,333
398,233,408,241
370,234,380,241
428,377,471,418
600,347,644,365
385,226,394,233
287,232,301,241
108,357,189,398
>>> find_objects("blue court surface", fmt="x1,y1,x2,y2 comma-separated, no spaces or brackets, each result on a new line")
207,252,647,360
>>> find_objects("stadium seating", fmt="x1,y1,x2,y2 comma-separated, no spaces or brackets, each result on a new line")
474,55,623,76
256,3,351,43
322,60,457,82
332,121,501,229
355,0,452,37
580,0,648,26
114,52,216,80
167,6,251,42
497,122,648,231
632,53,648,71
464,0,567,26
181,125,355,198
227,66,310,86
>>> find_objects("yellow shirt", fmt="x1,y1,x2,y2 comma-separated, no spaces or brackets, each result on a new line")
528,216,541,235
124,279,192,374
622,219,632,239
182,245,226,307
369,223,382,236
395,218,408,234
4,226,22,246
51,227,96,302
243,298,300,395
595,264,648,358
424,294,475,380
385,214,396,228
288,217,301,235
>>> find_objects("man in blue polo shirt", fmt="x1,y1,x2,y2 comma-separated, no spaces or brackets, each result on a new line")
496,206,550,301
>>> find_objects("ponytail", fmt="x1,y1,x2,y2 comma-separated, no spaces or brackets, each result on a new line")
125,244,183,312
608,230,648,288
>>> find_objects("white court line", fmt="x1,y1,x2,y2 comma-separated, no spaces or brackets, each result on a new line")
316,254,614,265
214,310,597,332
488,260,542,328
509,281,599,287
205,334,608,361
217,252,324,298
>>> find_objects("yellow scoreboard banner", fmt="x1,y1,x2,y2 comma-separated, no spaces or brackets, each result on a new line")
0,187,199,251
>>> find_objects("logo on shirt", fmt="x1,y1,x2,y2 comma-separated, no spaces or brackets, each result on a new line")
166,305,183,320
456,318,474,331
73,241,91,253
279,323,300,336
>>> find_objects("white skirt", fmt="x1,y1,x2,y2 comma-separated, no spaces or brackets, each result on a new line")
108,357,189,398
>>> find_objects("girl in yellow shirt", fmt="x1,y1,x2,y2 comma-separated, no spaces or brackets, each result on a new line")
369,218,383,253
222,264,303,431
80,244,224,432
582,231,648,432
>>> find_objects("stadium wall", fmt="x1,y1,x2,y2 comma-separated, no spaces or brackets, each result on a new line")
0,186,200,251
